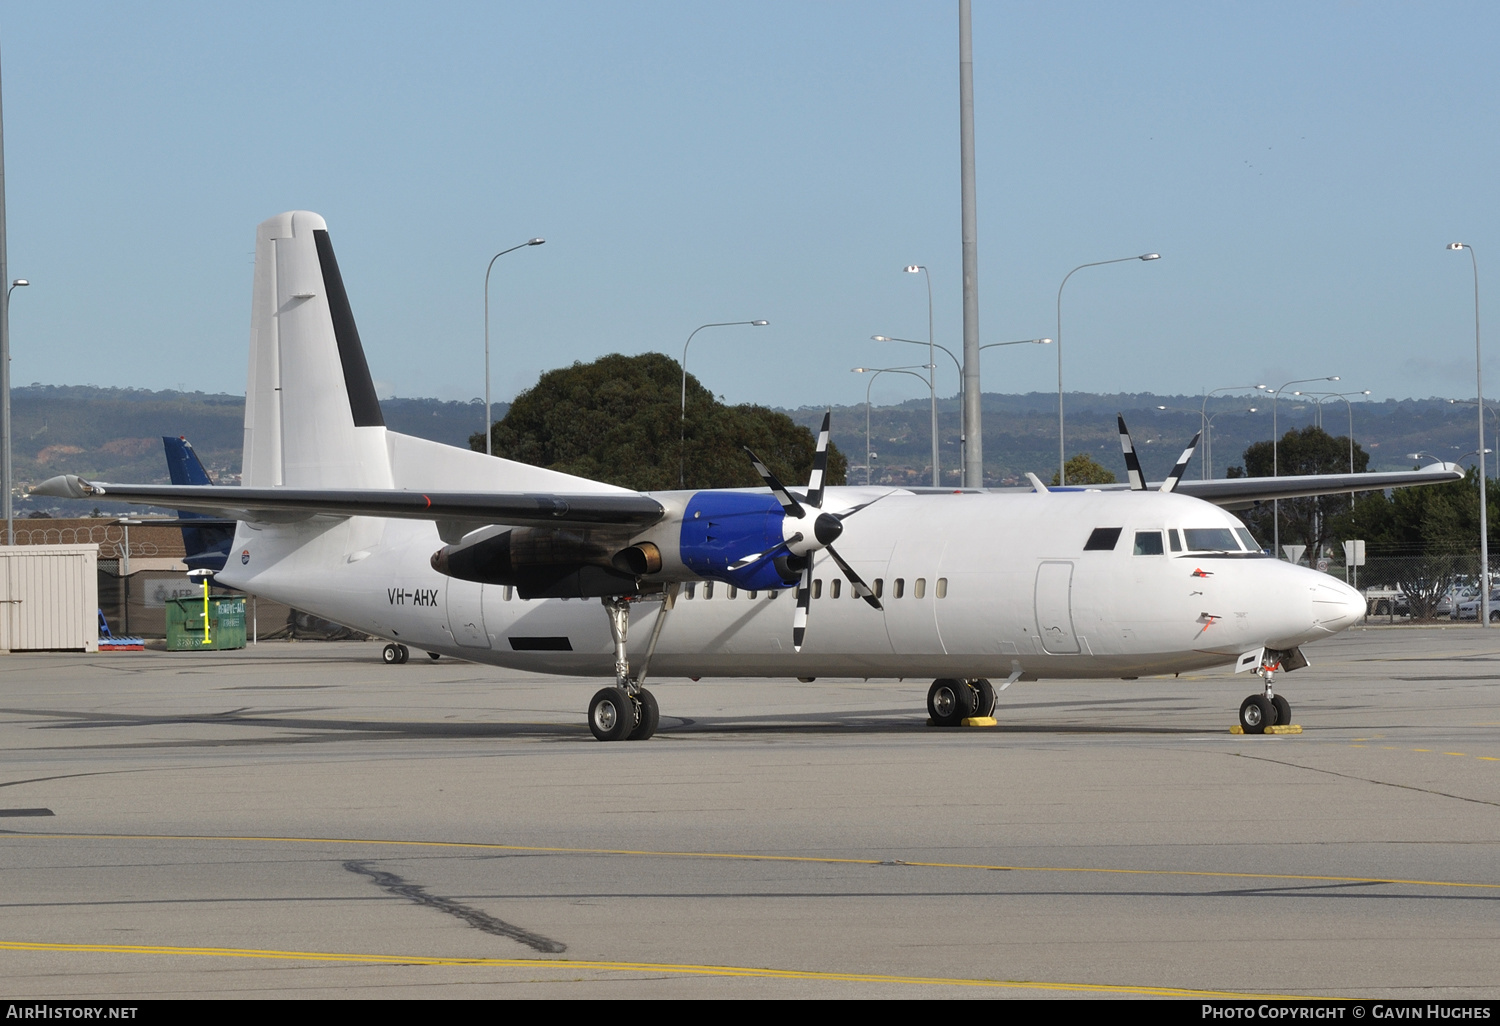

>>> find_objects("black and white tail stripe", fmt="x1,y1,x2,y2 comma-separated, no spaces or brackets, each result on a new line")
1117,415,1147,491
1158,432,1201,494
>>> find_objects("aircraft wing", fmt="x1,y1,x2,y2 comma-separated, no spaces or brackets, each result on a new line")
1102,464,1464,508
30,475,666,530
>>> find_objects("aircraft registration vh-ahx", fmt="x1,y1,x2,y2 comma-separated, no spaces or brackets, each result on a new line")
36,212,1462,740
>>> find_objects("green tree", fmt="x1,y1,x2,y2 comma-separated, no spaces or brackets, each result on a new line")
470,352,846,491
1230,426,1368,559
1051,453,1117,486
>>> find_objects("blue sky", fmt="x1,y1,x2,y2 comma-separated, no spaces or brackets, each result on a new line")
1,2,1496,412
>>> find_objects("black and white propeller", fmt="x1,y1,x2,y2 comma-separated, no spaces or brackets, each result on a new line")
740,411,884,651
1116,414,1201,493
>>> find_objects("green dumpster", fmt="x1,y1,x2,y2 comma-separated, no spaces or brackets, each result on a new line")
166,596,247,651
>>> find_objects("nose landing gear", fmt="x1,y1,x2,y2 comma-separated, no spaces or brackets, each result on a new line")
1238,658,1294,734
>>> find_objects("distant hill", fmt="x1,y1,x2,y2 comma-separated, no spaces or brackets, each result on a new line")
10,383,1489,516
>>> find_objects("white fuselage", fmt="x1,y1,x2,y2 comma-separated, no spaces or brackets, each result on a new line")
215,487,1365,682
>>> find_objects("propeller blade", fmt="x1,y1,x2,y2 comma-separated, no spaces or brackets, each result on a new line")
1159,432,1202,494
743,446,805,517
728,538,796,571
832,489,897,522
1117,414,1147,491
826,544,883,610
792,562,812,651
805,411,831,509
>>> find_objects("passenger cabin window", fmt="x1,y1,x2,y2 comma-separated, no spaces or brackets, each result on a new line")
813,579,823,600
873,579,884,599
1084,527,1123,551
502,586,514,601
831,579,842,599
748,590,758,599
936,577,948,598
914,578,926,599
1183,528,1240,552
684,583,696,600
704,582,715,599
728,586,738,599
1133,531,1165,555
893,578,905,599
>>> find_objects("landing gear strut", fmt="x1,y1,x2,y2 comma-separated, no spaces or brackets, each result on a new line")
589,590,675,742
1239,659,1292,734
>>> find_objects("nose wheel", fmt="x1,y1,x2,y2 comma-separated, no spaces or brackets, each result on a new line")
1239,663,1293,734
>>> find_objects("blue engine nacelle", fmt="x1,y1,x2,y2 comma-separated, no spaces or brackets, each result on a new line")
678,490,799,592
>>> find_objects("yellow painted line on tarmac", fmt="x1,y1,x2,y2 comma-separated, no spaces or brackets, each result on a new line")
0,940,1321,998
10,832,1500,892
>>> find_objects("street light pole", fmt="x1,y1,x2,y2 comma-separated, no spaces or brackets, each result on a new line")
1200,384,1268,479
1270,375,1340,560
904,265,939,487
679,319,768,487
1056,253,1159,484
853,366,931,486
1449,242,1489,626
873,335,1050,480
483,237,545,456
1,277,24,546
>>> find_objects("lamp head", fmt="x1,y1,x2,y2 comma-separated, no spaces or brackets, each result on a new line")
1448,243,1467,251
1140,253,1160,261
527,238,545,246
1036,338,1053,344
871,335,889,342
904,265,921,273
751,320,768,326
10,279,27,287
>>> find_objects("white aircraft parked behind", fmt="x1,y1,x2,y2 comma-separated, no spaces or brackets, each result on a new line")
37,212,1463,740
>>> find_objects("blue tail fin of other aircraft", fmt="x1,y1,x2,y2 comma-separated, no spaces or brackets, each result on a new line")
162,436,233,572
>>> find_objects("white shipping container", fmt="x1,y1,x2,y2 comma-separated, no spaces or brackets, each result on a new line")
0,545,100,653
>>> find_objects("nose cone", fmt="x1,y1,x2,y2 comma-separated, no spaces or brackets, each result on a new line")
1312,577,1365,634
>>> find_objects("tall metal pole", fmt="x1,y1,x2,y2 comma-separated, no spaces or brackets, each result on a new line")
904,266,939,487
958,0,982,488
483,238,543,456
0,43,11,546
1449,243,1488,626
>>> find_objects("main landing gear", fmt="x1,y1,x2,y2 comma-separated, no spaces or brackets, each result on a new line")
588,591,675,742
382,643,409,665
1239,659,1293,734
926,678,997,727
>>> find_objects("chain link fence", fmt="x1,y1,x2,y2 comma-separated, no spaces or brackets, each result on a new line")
1352,553,1487,622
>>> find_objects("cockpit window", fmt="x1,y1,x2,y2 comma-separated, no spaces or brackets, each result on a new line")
1234,528,1262,553
1183,528,1240,552
1168,529,1182,552
1133,531,1165,555
1084,527,1123,551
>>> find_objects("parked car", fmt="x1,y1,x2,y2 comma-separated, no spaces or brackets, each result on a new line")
1453,590,1500,622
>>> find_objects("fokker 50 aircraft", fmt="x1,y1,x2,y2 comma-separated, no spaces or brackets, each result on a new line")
37,211,1462,741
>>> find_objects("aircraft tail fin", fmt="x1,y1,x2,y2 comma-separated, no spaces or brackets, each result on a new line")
242,211,393,490
161,436,233,571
